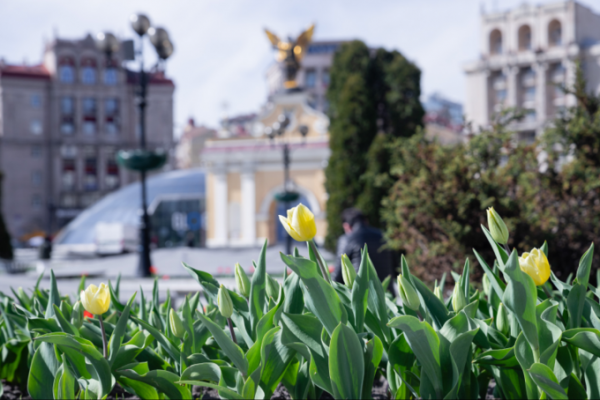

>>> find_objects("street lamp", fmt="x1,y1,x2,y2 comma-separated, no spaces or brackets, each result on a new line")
268,114,309,255
96,14,173,277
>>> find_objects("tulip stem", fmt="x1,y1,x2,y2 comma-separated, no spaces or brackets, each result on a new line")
309,240,331,284
227,318,237,345
542,284,567,325
99,315,108,359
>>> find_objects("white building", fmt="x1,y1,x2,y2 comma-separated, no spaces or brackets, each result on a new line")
464,1,600,140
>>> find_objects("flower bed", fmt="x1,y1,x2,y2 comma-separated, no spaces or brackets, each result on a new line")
0,205,598,399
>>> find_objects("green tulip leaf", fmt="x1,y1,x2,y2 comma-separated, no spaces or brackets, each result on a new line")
576,243,594,289
280,253,346,336
120,368,192,399
108,292,136,368
388,315,443,399
329,323,364,399
567,283,587,329
514,332,539,400
130,315,181,362
249,240,268,337
260,326,296,397
351,248,371,333
502,250,539,353
28,342,59,400
362,334,384,399
197,313,248,376
474,347,518,367
54,357,77,400
45,269,61,318
180,362,222,383
112,330,154,371
473,249,506,298
561,328,600,357
35,333,114,399
528,363,568,400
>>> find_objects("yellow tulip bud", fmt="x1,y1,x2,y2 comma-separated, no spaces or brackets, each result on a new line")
341,254,357,289
217,284,234,318
434,285,444,301
496,303,509,336
169,309,186,339
452,285,467,313
278,203,317,242
397,275,421,311
486,207,509,245
518,248,551,286
266,274,280,300
482,274,491,297
71,301,84,328
80,283,110,315
234,263,251,298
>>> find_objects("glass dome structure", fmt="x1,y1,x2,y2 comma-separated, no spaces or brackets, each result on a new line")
54,169,205,247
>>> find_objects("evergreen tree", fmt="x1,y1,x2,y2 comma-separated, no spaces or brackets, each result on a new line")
324,41,377,250
324,42,424,249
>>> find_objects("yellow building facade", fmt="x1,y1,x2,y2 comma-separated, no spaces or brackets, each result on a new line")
202,92,330,247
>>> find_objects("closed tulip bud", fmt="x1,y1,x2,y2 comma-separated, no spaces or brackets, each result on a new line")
80,283,110,315
266,274,280,300
217,284,234,318
278,203,317,242
487,207,509,245
452,285,467,313
341,254,357,289
150,310,163,330
518,248,551,286
234,263,251,298
397,275,421,311
434,285,444,301
482,274,491,297
496,303,509,336
71,301,84,328
169,309,186,339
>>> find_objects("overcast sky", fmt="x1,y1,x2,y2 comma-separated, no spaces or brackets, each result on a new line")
0,0,598,137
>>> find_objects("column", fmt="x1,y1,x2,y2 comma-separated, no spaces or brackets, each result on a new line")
506,66,519,108
241,170,256,246
214,170,228,246
535,63,548,129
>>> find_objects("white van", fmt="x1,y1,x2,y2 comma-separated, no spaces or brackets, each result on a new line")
95,223,137,255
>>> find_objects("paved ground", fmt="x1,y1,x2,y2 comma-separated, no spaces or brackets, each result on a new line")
0,244,335,306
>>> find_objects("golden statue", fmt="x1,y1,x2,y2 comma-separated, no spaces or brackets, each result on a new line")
265,24,315,90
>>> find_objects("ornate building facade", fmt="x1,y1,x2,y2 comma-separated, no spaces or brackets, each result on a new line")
0,34,174,240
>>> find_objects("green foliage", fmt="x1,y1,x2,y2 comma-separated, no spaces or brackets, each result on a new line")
2,217,600,399
382,75,600,280
324,41,423,249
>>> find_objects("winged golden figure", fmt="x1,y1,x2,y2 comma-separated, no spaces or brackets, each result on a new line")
265,24,315,89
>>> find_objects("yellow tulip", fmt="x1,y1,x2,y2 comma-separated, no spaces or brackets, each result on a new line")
80,283,110,315
278,203,317,242
518,248,551,286
487,207,509,245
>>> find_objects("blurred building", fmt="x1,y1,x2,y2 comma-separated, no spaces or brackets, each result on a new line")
202,92,329,248
266,40,345,113
423,93,465,145
176,118,216,169
0,34,174,241
218,113,257,138
464,1,600,139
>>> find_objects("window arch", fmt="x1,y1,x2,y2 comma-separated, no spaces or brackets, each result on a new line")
548,19,562,47
518,25,532,51
490,29,503,55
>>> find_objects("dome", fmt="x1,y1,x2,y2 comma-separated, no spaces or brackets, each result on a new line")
55,169,205,247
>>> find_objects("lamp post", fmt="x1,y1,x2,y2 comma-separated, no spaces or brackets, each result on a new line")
96,14,173,277
267,114,308,255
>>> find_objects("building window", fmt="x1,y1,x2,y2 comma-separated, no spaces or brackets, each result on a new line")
105,158,119,189
82,98,97,135
520,67,536,106
322,69,330,86
61,97,75,135
32,194,42,209
549,20,562,47
104,98,119,135
30,119,42,135
525,109,536,122
62,159,76,189
58,57,76,83
82,67,96,84
518,25,532,51
60,145,77,158
31,94,42,108
32,171,42,186
61,194,77,208
104,67,118,85
490,29,503,55
551,64,565,98
31,145,42,158
84,157,98,191
305,69,316,88
491,72,506,109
